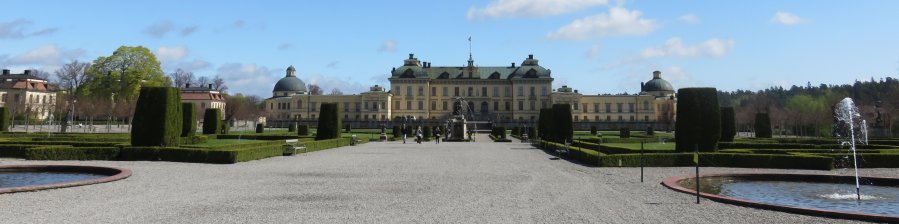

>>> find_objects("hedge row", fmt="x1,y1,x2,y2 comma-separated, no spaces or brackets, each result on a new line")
534,140,603,165
719,142,896,150
598,153,834,170
25,146,120,160
814,153,899,168
216,134,312,141
572,140,673,154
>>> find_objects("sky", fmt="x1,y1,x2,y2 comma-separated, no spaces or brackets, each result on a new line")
1,0,898,97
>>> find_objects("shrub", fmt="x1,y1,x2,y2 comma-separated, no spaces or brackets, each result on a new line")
422,126,432,139
220,122,229,134
755,113,772,138
538,108,553,140
646,125,654,136
315,103,341,140
345,124,352,133
255,123,264,133
0,107,9,132
288,123,296,132
131,87,183,147
511,127,520,136
552,104,573,142
720,107,736,142
298,125,309,136
675,88,720,152
392,125,401,137
590,126,597,136
528,126,537,139
492,127,507,139
202,108,222,134
181,103,196,137
620,127,631,138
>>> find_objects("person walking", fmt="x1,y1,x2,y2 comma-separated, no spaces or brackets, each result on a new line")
415,126,423,144
402,124,407,144
434,127,441,144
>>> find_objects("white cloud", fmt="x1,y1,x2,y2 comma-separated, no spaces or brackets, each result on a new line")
0,44,84,74
584,44,601,58
378,40,397,53
658,66,697,88
467,0,608,20
156,46,188,63
174,59,211,72
771,11,804,26
143,21,174,38
679,14,700,24
215,63,280,97
546,7,657,40
640,37,735,59
0,19,58,39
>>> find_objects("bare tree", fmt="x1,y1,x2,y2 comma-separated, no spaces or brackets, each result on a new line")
195,76,210,88
169,69,195,88
29,69,52,82
212,75,228,92
55,60,92,95
307,84,323,95
329,88,343,95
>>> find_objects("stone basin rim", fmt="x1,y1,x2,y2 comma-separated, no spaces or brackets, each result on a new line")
0,165,132,194
661,173,899,223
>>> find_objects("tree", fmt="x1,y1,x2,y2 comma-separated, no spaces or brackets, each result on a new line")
755,113,773,138
308,84,323,95
170,69,195,88
315,103,341,140
329,88,343,96
224,93,262,122
195,76,210,88
675,88,721,152
212,75,227,92
84,46,168,101
720,107,736,142
55,60,92,96
28,69,51,81
551,104,573,143
131,87,182,147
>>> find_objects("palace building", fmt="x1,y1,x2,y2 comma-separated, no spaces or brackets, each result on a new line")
0,69,58,120
263,54,676,130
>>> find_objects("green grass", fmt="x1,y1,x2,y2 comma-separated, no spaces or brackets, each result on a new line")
183,139,264,148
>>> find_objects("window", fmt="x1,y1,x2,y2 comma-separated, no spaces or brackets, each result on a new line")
364,102,369,110
541,87,547,96
595,116,599,121
529,101,535,110
443,87,448,96
395,101,400,109
406,86,412,96
645,115,649,121
616,103,623,113
418,101,423,110
468,87,473,96
628,103,635,113
431,87,436,96
418,86,424,96
606,115,611,121
574,116,578,121
518,101,524,110
644,101,650,110
505,87,511,97
297,100,303,109
517,86,524,96
344,103,349,112
582,103,587,113
355,102,361,112
202,102,206,109
618,116,622,121
493,87,499,97
406,101,412,110
443,101,448,110
605,103,611,113
494,102,499,111
505,102,511,111
270,103,273,110
395,86,401,96
529,86,535,96
594,104,599,113
584,116,588,121
630,116,635,121
573,103,579,110
311,102,317,111
454,87,459,96
431,101,437,110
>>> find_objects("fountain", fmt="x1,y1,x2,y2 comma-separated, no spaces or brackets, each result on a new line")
0,165,131,194
834,97,868,201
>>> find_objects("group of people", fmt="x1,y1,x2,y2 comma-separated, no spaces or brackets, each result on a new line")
401,125,446,144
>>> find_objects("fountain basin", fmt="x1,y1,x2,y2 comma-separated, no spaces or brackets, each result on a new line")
662,173,899,223
0,165,131,194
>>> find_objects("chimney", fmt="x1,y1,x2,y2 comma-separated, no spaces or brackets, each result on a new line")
409,53,414,59
2,69,8,75
511,62,515,68
528,54,533,59
186,83,191,88
653,70,661,79
23,70,31,75
208,84,213,89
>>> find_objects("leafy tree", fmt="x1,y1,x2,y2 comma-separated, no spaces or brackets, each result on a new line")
84,46,168,101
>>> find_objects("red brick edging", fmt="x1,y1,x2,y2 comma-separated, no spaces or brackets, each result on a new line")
661,173,899,223
0,165,132,194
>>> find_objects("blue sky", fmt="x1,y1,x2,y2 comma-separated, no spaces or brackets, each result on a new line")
1,0,897,97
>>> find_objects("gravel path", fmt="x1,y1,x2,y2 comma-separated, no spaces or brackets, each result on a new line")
0,136,892,223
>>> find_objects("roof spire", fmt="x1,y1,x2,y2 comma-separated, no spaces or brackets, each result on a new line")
467,36,474,67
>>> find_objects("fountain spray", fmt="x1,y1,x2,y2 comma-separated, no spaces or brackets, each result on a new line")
837,98,865,202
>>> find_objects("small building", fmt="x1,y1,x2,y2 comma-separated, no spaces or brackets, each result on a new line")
0,69,57,120
180,83,226,119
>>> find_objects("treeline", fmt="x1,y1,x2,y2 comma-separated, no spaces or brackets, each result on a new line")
717,77,899,137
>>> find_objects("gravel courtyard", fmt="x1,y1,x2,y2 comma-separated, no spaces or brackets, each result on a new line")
0,136,890,223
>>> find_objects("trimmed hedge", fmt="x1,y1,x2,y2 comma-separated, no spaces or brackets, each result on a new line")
0,107,9,132
720,107,736,142
598,153,834,170
131,87,183,147
25,146,120,160
492,127,507,139
538,108,553,140
392,125,401,137
619,127,631,138
345,124,352,133
288,123,296,132
422,126,432,139
590,126,597,136
298,125,310,136
256,123,264,133
675,88,720,152
202,108,222,134
181,103,196,137
315,103,341,140
822,153,899,168
755,113,772,138
220,122,229,134
534,140,602,165
528,126,536,139
552,104,574,142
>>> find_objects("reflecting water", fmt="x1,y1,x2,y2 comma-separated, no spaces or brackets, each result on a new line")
0,171,107,188
718,180,899,216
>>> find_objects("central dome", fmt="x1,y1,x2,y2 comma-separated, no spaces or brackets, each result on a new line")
642,71,674,92
273,76,307,92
